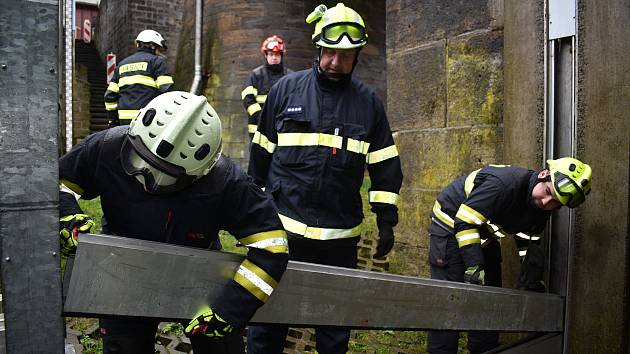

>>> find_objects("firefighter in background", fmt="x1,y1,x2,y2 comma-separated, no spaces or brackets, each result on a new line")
427,158,592,354
241,35,293,140
59,92,288,353
104,29,174,126
247,4,403,354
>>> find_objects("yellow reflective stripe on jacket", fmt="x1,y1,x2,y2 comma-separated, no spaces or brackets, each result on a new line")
367,145,399,164
347,138,370,155
107,82,119,93
105,102,118,110
156,75,174,87
60,179,84,195
241,85,258,99
278,214,362,240
485,222,508,238
248,124,258,134
248,103,262,116
455,204,488,225
433,201,454,229
455,229,481,247
119,75,158,88
256,95,267,104
464,169,481,197
518,249,528,257
239,230,288,254
277,133,343,149
369,191,399,206
233,259,277,302
515,232,541,241
252,131,276,154
118,110,140,120
118,62,148,74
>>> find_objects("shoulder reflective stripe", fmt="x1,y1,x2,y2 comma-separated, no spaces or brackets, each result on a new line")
241,85,258,99
107,82,119,93
239,230,288,254
278,214,361,240
433,201,454,228
119,75,158,88
60,179,84,196
367,145,399,164
252,131,276,153
515,232,541,241
277,133,343,149
256,95,267,104
464,169,481,197
456,204,488,225
369,191,399,206
455,229,481,247
118,110,140,120
156,75,174,87
118,62,148,74
247,103,262,116
248,124,258,134
105,102,118,110
233,259,277,302
347,138,370,155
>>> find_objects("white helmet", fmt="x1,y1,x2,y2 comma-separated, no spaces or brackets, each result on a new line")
121,91,223,194
136,29,167,49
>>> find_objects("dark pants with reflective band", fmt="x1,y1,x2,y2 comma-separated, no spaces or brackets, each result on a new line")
427,228,502,354
247,234,358,354
100,318,245,354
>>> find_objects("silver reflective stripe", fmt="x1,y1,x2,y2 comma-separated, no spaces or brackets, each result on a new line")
237,265,274,296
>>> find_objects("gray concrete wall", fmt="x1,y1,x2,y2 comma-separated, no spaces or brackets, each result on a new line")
570,0,630,352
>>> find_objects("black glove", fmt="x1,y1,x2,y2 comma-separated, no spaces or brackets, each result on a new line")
59,214,95,256
185,305,235,339
518,243,546,292
464,265,485,285
107,110,119,127
373,222,395,259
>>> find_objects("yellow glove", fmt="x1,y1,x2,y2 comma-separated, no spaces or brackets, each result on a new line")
185,305,235,339
59,214,94,256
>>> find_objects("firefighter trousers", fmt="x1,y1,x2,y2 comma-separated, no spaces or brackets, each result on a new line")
247,233,359,354
427,228,502,354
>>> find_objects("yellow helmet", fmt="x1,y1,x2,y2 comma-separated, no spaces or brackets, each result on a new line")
546,157,592,208
306,3,368,50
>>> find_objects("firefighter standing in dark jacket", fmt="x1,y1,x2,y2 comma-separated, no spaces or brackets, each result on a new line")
427,158,592,354
58,92,288,354
104,29,174,126
247,4,403,354
242,35,292,140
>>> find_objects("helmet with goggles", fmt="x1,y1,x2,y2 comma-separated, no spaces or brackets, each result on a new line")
306,3,368,50
261,35,286,54
546,157,592,208
121,91,222,194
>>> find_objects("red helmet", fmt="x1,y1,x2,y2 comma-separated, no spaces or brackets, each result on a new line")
260,35,286,54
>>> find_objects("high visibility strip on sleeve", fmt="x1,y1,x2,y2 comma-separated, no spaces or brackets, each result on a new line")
107,82,119,93
248,124,258,134
432,201,454,229
277,133,343,149
515,232,541,241
252,131,276,154
278,214,362,240
367,145,399,164
241,85,258,99
456,204,488,225
464,169,481,197
118,110,140,120
369,191,399,206
119,75,158,88
105,102,118,110
239,230,288,254
256,95,267,104
248,103,262,116
486,222,508,239
347,138,370,155
156,75,174,87
233,259,277,302
455,229,481,247
60,179,84,197
518,249,528,257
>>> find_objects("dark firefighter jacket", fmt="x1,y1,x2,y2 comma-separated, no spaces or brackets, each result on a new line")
104,47,174,123
241,64,292,135
59,126,288,328
430,165,551,267
248,64,403,242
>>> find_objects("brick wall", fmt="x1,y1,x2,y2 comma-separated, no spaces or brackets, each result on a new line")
72,63,92,143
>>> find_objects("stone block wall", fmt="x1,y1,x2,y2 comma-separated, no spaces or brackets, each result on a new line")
72,63,92,143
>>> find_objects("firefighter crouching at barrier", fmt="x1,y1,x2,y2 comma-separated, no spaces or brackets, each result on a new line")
241,34,293,141
247,3,403,354
427,158,593,354
59,91,288,354
104,29,174,126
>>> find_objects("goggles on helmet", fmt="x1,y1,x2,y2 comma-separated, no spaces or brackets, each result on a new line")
121,135,196,194
316,23,367,46
552,172,586,208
